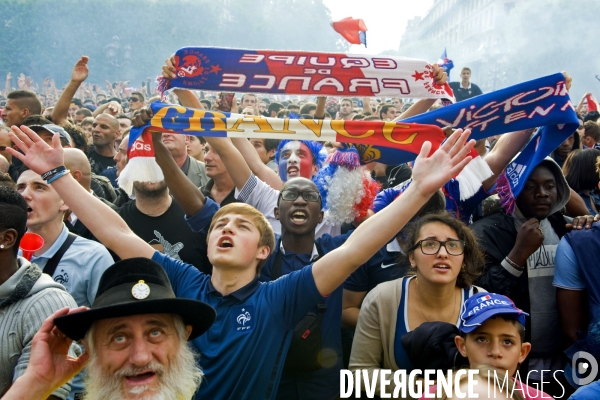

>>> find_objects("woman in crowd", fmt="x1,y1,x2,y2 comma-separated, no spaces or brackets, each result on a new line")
349,212,484,395
563,148,600,215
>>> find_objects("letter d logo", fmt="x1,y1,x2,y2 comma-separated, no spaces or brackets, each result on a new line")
572,351,598,386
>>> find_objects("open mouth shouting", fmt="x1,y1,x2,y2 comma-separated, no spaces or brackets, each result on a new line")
287,166,300,177
217,236,234,249
291,210,307,224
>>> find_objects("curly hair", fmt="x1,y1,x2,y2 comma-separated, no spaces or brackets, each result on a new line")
401,212,483,288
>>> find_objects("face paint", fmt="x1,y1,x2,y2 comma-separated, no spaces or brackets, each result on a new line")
278,141,314,181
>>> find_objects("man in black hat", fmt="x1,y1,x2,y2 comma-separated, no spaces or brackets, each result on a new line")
6,257,215,400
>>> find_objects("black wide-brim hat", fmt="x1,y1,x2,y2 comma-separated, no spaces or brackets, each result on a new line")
54,258,216,341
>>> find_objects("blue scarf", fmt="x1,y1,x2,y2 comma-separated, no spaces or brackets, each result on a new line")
384,73,577,199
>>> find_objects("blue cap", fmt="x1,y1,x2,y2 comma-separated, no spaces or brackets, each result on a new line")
459,292,528,333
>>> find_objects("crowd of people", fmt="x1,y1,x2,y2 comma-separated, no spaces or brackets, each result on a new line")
1,55,600,400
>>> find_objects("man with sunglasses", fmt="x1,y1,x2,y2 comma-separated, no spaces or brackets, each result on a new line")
127,92,145,116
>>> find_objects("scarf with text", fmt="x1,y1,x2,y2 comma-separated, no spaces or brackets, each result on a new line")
156,47,454,100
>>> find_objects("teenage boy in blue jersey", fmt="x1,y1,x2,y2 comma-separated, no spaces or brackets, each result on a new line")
7,124,475,399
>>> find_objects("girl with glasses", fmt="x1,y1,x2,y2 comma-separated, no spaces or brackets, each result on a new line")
349,212,485,395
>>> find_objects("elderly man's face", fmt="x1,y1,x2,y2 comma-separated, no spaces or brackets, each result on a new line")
85,313,199,400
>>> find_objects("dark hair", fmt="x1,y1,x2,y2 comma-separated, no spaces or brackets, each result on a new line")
0,172,15,189
62,123,89,153
461,316,526,343
22,115,52,126
287,104,300,111
264,139,280,153
7,90,42,115
299,102,317,115
584,121,600,141
563,148,600,192
268,102,284,115
461,67,471,73
584,111,600,123
379,104,395,119
75,108,92,117
0,186,28,255
402,212,483,288
131,91,145,102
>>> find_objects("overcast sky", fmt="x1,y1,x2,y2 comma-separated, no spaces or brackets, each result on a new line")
322,0,434,55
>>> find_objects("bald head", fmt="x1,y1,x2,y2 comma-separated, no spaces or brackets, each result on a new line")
64,148,92,190
0,154,9,173
95,113,120,130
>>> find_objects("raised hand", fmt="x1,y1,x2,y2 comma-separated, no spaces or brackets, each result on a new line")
162,55,177,79
431,64,448,86
6,125,64,175
19,307,90,396
106,100,122,116
6,72,11,80
71,56,89,83
411,128,475,197
131,106,153,127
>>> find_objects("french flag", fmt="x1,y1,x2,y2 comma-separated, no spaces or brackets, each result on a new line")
477,295,492,303
438,48,454,79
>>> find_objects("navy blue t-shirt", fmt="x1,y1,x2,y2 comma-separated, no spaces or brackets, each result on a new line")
259,233,350,400
153,251,325,400
345,240,409,293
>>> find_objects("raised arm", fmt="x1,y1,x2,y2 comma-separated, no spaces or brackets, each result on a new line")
393,64,448,121
7,125,155,260
51,57,89,126
162,61,256,192
314,96,326,119
481,128,534,191
231,137,283,190
312,129,475,296
151,129,208,216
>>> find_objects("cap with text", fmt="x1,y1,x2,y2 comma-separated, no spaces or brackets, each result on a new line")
459,292,528,333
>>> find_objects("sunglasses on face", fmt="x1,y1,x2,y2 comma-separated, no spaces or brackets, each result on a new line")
128,97,141,102
0,146,7,151
279,189,321,202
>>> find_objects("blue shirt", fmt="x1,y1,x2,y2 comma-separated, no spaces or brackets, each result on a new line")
570,381,600,400
345,239,409,293
259,233,350,400
153,252,325,400
28,224,113,308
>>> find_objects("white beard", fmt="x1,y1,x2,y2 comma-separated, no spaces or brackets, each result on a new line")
83,340,202,400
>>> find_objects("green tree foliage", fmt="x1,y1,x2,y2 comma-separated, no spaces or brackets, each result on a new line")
0,0,345,88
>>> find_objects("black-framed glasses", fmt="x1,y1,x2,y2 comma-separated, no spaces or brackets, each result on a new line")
412,239,465,256
128,97,141,102
0,146,6,151
279,189,321,203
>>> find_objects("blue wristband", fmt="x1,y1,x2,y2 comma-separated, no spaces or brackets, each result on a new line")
46,169,70,184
